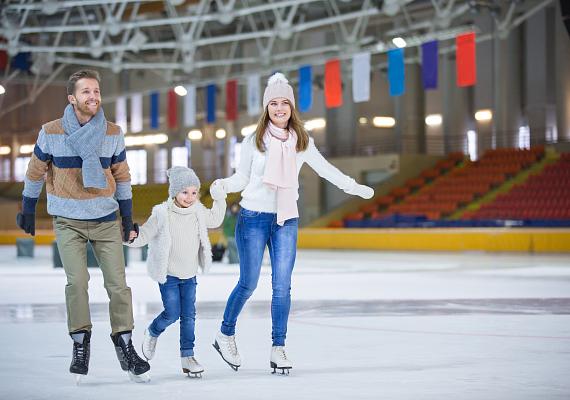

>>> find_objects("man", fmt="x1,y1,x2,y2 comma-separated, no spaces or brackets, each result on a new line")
16,69,150,383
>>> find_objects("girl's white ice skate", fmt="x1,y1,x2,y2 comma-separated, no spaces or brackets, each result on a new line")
270,346,292,375
141,328,157,361
213,331,241,371
181,356,204,378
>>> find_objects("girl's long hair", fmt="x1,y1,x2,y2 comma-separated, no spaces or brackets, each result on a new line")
254,103,309,153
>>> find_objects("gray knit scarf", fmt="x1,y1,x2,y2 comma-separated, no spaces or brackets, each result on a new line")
62,104,107,189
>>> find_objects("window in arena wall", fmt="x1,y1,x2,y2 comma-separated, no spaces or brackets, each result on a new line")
0,158,10,181
518,126,530,150
126,149,147,185
14,157,31,182
171,146,188,168
154,148,167,183
464,130,478,161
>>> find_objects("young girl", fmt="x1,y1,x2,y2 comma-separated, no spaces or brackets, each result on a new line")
210,73,374,374
127,166,226,378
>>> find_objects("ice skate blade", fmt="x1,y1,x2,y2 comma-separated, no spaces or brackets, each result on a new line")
128,371,151,383
183,368,203,378
212,342,240,372
270,362,291,375
73,373,84,385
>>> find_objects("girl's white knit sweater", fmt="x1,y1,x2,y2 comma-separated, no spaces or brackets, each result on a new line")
221,135,358,213
127,197,225,282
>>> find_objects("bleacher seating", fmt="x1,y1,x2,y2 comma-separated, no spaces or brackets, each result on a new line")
465,152,570,221
333,147,553,228
330,152,465,227
388,147,543,220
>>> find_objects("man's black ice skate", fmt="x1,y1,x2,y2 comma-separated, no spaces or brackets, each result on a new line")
111,331,151,383
69,330,91,384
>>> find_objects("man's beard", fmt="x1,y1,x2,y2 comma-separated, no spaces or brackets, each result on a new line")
75,102,100,118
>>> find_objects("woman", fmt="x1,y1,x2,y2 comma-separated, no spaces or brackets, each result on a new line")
210,73,373,374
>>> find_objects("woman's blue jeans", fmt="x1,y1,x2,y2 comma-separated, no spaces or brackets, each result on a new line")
221,208,298,346
149,275,197,357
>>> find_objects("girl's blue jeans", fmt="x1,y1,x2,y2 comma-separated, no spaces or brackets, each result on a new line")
149,275,197,357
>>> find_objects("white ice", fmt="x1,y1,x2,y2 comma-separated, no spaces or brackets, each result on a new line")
0,246,569,400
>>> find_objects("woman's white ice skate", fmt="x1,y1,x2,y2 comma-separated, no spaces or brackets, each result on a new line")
270,346,292,375
213,331,241,371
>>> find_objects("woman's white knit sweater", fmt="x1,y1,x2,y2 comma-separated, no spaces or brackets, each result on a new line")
221,135,358,213
127,197,225,282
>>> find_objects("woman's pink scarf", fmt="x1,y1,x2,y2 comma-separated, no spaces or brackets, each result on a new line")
262,122,299,225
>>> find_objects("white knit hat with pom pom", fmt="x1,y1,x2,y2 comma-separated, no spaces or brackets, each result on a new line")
262,72,295,110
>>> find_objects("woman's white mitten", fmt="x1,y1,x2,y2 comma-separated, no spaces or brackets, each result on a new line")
349,184,374,199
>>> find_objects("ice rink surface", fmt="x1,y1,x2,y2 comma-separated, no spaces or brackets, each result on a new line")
0,246,569,400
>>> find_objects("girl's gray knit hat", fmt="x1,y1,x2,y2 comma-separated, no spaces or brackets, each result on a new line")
167,166,200,198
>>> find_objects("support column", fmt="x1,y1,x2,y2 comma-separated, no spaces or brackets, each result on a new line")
442,54,469,154
10,134,18,182
524,7,556,145
401,63,425,154
324,79,356,156
493,25,522,148
555,0,570,141
223,121,235,177
474,15,494,153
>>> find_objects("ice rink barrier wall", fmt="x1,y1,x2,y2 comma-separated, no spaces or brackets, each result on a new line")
1,228,570,253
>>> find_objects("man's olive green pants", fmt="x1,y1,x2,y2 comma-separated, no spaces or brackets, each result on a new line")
54,216,133,335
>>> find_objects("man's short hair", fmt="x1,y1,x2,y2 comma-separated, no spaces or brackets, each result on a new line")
67,69,101,95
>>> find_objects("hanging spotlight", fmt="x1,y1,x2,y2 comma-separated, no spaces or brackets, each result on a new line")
304,118,326,131
188,129,203,141
425,114,442,127
241,124,256,136
174,85,188,96
19,145,35,154
128,30,148,53
392,37,407,48
372,116,396,128
215,129,227,139
0,84,5,95
125,134,168,147
42,0,59,15
383,0,400,16
475,109,493,122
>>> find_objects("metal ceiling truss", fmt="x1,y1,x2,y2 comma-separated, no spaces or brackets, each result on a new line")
0,0,556,114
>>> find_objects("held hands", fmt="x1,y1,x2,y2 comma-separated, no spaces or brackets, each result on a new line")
16,212,36,236
128,229,138,242
209,179,227,200
121,216,138,243
348,183,375,199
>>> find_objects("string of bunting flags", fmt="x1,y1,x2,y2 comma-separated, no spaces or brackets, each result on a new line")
116,32,477,134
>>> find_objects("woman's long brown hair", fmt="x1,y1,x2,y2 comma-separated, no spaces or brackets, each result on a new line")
254,103,309,153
